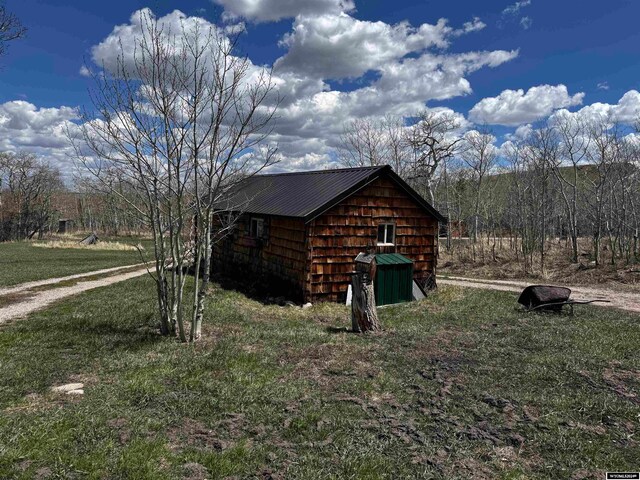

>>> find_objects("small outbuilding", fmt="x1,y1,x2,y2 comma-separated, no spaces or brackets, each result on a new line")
213,165,445,303
57,219,74,234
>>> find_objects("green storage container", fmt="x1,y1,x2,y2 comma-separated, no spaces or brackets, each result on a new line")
374,253,414,306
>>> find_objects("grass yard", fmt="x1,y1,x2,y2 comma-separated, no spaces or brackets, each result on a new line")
0,278,638,479
0,236,152,286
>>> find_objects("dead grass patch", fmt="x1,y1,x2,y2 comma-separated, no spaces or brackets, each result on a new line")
602,363,640,404
32,240,141,251
167,418,232,453
182,462,209,480
441,237,640,292
279,342,380,391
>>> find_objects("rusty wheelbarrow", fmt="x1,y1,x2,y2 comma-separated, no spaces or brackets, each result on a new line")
517,285,610,314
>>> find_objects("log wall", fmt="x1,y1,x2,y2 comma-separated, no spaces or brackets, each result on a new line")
305,176,439,302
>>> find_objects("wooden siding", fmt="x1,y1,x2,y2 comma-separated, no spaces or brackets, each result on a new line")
305,176,439,302
212,215,307,299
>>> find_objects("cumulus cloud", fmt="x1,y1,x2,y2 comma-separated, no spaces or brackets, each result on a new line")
469,84,584,126
212,0,354,23
597,81,609,90
86,8,515,163
611,90,640,122
504,123,533,141
550,90,640,125
269,48,516,149
91,9,231,77
275,14,452,80
275,14,492,80
0,101,80,177
43,7,520,174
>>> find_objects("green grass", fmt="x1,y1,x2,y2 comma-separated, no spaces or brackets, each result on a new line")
0,279,638,479
0,237,152,286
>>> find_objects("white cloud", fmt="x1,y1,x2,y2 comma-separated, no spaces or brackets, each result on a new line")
469,84,584,126
275,14,491,81
275,14,453,80
611,90,640,122
0,101,80,177
224,22,246,35
502,0,531,16
79,65,91,77
91,9,231,78
453,17,486,36
549,90,640,126
212,0,354,23
505,123,533,141
597,81,609,90
500,0,532,30
81,8,517,173
519,16,532,29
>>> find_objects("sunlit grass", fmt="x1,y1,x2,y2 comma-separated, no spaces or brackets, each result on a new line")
0,279,637,479
0,239,151,286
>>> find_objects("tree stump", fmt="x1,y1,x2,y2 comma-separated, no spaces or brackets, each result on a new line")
351,272,380,332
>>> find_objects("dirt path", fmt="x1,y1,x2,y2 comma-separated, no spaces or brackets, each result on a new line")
0,267,148,324
439,275,640,314
0,263,144,297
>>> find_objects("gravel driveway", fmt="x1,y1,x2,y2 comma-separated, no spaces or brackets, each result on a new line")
439,275,640,314
0,266,148,324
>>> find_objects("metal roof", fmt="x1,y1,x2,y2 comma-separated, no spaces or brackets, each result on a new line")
217,165,446,223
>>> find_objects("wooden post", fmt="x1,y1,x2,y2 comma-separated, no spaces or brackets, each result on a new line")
351,253,380,332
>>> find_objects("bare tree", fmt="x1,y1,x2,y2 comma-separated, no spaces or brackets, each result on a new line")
525,126,558,275
584,118,619,266
459,128,497,243
406,110,463,204
548,113,589,263
0,151,62,241
339,118,387,168
73,173,145,235
73,11,278,342
338,116,410,177
0,3,26,57
437,115,640,274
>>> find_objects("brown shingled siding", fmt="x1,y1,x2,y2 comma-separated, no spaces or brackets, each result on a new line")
212,215,307,299
212,176,439,303
305,176,438,302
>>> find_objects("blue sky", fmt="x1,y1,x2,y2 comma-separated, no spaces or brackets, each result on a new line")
1,0,639,174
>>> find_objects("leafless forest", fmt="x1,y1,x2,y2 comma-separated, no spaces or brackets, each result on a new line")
339,112,640,277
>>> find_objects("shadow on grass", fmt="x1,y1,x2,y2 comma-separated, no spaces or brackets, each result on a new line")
325,326,353,334
211,272,303,305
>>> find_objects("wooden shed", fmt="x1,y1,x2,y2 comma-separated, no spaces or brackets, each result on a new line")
212,165,445,303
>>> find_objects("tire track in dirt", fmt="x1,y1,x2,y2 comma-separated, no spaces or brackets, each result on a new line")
0,267,148,324
439,276,640,314
0,264,144,297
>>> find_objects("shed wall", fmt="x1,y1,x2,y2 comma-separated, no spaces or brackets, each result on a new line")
212,215,307,300
305,176,438,302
